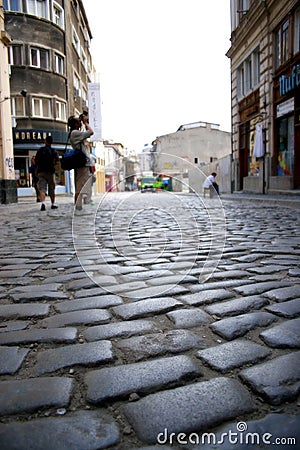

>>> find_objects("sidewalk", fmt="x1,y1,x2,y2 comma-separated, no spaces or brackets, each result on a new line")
221,191,300,208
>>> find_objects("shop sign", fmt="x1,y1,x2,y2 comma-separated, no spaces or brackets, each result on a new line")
276,98,294,118
13,129,68,143
279,64,300,96
88,83,102,141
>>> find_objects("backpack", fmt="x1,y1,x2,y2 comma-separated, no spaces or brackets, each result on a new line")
36,146,56,173
61,143,87,171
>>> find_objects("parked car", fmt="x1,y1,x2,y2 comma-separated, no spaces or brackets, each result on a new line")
141,177,163,192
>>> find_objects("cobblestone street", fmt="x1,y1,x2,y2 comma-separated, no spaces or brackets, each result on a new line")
0,192,299,449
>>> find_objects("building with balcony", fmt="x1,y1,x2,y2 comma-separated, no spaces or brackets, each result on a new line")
3,0,94,198
227,0,300,193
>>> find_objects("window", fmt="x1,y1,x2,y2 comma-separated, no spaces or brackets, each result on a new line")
275,19,290,67
26,0,49,19
3,0,22,11
8,45,24,65
277,116,294,176
81,48,88,71
82,87,87,105
72,26,80,54
73,72,81,97
54,53,64,75
53,2,64,28
30,47,50,70
56,100,66,121
238,0,251,15
237,47,260,99
11,96,25,116
32,97,51,118
294,7,300,54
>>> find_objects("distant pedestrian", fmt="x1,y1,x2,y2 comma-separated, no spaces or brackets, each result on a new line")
68,114,94,212
35,136,59,211
29,156,40,202
203,172,219,195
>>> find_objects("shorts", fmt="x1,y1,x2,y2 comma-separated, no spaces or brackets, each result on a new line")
37,172,55,196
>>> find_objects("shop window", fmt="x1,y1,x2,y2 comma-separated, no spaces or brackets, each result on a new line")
8,44,24,65
275,19,290,68
11,96,25,117
32,97,52,118
30,47,50,70
277,116,294,176
3,0,22,12
294,7,300,54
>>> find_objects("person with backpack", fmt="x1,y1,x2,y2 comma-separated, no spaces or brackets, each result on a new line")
68,114,94,212
35,135,59,211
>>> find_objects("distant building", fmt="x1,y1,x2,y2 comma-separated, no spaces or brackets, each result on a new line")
103,141,124,191
153,121,231,192
227,0,300,193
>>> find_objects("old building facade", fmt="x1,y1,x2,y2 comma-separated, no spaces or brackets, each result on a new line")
3,0,94,198
153,122,231,193
227,0,300,193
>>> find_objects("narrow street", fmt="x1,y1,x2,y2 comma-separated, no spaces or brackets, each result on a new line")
0,192,299,449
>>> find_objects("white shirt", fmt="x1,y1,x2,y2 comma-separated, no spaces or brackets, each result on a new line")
203,174,215,188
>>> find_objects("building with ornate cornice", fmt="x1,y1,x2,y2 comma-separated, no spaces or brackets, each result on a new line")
227,0,300,193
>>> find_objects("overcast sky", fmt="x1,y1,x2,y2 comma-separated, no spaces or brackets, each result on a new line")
83,0,232,151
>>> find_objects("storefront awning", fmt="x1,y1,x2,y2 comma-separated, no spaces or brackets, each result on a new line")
14,144,72,152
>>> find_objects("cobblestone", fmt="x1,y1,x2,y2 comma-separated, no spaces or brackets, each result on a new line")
196,339,271,372
0,193,299,449
123,377,255,444
0,327,77,345
33,340,114,375
179,288,234,306
0,410,120,450
265,298,300,317
0,377,73,415
259,318,300,348
40,309,111,328
210,311,278,340
239,351,300,404
84,319,158,341
166,308,211,327
205,295,269,317
116,329,204,361
54,294,123,313
0,303,50,319
112,297,182,320
86,355,202,403
0,346,30,375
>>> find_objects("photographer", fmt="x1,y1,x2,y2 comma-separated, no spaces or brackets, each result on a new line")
68,113,94,211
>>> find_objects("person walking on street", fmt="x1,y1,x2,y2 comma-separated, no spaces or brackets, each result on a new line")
35,136,59,211
203,172,220,195
29,156,40,202
68,114,94,211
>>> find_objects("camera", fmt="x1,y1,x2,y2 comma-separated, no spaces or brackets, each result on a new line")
79,110,89,122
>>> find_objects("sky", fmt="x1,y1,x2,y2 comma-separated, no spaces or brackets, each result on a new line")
83,0,232,152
